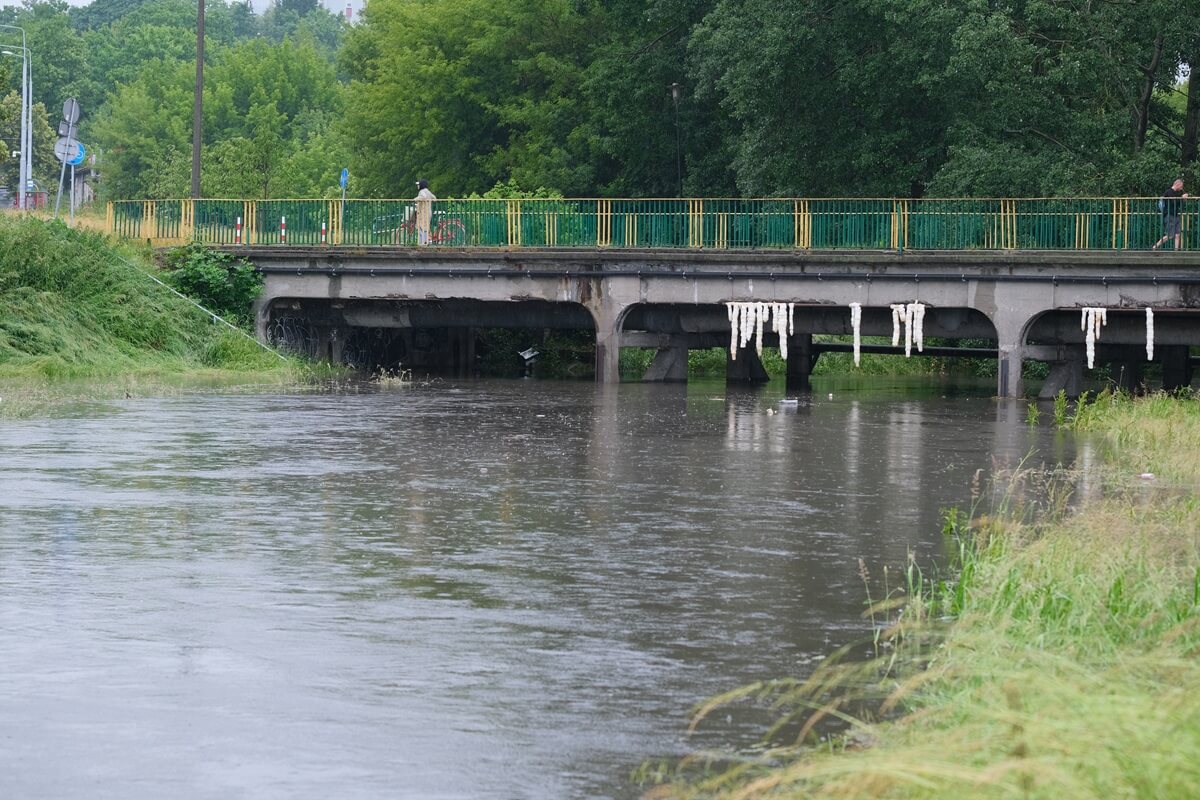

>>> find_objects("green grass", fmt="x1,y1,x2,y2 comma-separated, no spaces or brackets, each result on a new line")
0,215,324,414
647,391,1200,799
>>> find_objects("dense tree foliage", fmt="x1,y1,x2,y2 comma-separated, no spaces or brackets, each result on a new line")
0,0,1195,200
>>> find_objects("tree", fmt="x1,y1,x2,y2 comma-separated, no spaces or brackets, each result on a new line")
92,34,344,199
0,91,57,191
341,0,597,197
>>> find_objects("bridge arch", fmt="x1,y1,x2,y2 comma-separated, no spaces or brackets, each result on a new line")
260,296,596,376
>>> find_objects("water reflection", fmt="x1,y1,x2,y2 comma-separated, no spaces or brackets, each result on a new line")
0,378,1065,799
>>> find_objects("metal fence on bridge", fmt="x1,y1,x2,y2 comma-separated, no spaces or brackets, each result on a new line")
106,197,1197,251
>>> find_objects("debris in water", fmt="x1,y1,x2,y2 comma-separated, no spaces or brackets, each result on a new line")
725,301,796,361
1145,307,1154,361
889,302,926,357
849,302,862,367
1081,307,1107,368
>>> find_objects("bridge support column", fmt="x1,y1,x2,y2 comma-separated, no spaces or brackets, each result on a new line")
997,347,1025,399
1161,346,1194,391
993,306,1037,399
588,294,626,385
785,333,814,392
1038,347,1085,400
642,341,689,382
314,326,344,364
254,299,270,345
727,347,770,384
448,327,475,378
1110,354,1145,394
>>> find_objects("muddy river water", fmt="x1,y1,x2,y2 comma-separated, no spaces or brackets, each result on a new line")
0,378,1070,798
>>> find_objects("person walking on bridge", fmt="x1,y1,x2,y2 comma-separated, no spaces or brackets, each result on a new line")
1152,179,1188,250
414,179,436,246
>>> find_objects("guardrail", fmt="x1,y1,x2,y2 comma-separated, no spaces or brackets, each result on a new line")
106,197,1197,251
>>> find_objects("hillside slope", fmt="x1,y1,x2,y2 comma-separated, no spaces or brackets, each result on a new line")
0,216,282,377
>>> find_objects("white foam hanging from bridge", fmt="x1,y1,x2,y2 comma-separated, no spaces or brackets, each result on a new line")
725,302,795,361
1081,307,1107,369
1145,307,1154,362
889,302,926,357
849,302,862,367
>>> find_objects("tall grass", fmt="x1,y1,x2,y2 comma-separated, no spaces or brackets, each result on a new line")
0,215,289,378
648,391,1200,799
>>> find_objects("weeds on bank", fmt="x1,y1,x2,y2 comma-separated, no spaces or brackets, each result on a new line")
0,215,284,375
644,393,1200,799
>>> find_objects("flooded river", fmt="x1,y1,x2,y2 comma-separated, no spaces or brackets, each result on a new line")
0,378,1068,798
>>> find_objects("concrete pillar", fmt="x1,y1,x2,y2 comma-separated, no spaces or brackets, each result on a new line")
312,326,344,364
642,343,689,382
1110,359,1145,394
253,298,270,344
588,293,626,385
448,327,474,377
727,347,770,383
785,333,814,392
1038,347,1084,399
1160,346,1193,392
992,310,1033,399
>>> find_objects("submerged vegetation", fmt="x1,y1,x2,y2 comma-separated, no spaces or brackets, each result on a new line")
0,215,320,415
647,392,1200,799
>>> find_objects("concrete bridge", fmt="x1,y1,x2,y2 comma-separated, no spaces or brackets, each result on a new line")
235,245,1200,397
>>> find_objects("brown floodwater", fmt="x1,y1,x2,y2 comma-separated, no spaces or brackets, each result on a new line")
0,377,1070,798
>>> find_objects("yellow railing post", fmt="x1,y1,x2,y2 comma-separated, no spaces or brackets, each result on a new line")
143,201,157,244
890,199,909,250
688,199,704,247
545,211,558,246
794,199,812,249
248,201,257,246
506,200,522,246
995,199,1016,249
106,201,113,236
597,199,611,247
181,199,192,242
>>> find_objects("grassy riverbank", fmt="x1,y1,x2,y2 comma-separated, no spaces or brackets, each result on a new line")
0,215,314,415
650,392,1200,799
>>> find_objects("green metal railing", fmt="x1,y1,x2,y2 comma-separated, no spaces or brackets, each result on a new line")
106,197,1198,252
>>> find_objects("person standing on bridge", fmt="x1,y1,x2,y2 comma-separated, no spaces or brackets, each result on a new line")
1152,179,1188,250
415,179,437,246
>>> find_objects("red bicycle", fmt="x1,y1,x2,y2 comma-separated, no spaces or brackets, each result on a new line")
391,211,466,246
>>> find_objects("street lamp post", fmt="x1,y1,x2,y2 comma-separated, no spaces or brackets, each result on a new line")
669,82,682,198
0,25,30,211
192,0,205,199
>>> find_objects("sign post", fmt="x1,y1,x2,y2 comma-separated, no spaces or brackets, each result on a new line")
339,167,348,245
53,98,80,220
68,143,85,223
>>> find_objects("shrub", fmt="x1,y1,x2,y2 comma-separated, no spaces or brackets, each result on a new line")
162,242,263,323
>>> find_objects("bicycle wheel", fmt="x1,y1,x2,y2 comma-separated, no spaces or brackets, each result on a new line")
437,218,466,246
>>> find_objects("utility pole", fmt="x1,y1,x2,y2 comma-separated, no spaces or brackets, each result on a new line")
669,82,682,197
191,0,205,198
0,25,29,210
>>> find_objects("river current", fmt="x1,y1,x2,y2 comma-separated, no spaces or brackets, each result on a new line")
0,378,1067,798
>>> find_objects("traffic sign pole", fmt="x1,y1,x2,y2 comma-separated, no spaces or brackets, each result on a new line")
339,168,348,246
54,98,81,221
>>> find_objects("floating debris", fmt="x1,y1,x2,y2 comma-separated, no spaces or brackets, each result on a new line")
1146,307,1154,362
726,302,796,360
1081,307,1107,368
849,302,862,366
890,302,926,357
